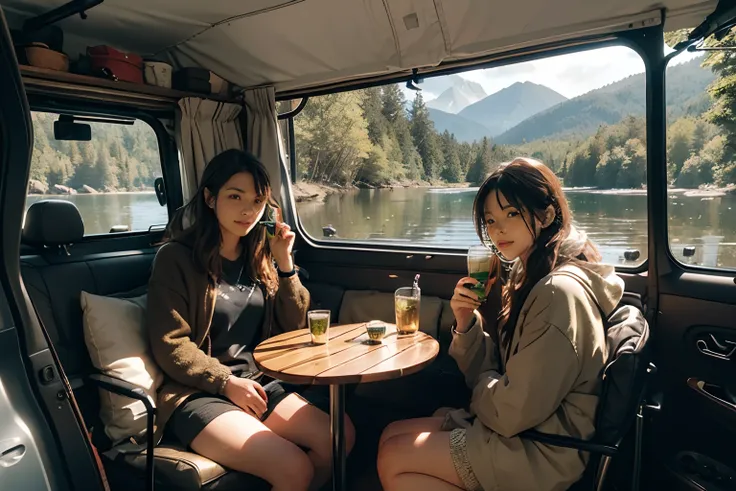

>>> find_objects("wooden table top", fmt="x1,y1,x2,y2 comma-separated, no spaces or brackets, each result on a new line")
253,323,440,385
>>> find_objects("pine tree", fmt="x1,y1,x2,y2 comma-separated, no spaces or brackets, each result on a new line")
381,85,406,124
467,137,492,184
440,131,463,182
361,87,388,145
409,93,442,180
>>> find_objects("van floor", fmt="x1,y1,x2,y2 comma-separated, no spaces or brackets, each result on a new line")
346,398,389,490
345,393,426,491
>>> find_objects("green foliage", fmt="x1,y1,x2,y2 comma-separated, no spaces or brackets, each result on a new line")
410,93,444,180
291,55,734,189
439,131,463,183
294,91,372,184
29,111,160,193
466,137,492,184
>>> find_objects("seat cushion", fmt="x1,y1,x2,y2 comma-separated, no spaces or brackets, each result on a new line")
337,289,442,339
305,281,345,323
81,291,163,444
117,442,269,491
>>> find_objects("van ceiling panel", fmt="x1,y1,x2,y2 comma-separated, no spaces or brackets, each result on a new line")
1,0,718,92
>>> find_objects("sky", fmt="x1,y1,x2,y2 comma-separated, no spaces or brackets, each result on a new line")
412,44,704,102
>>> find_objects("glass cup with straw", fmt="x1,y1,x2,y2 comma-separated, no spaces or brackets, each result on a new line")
395,274,421,336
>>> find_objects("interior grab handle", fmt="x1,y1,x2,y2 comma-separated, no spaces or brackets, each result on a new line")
687,378,736,413
695,333,736,360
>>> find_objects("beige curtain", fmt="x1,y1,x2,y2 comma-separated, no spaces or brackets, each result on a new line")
243,86,283,196
176,98,244,199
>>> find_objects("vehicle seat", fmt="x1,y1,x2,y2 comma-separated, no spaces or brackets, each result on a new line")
20,199,269,491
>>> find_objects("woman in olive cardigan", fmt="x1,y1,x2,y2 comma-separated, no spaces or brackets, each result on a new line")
147,149,355,491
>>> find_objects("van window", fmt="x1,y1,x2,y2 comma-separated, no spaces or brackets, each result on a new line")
665,30,736,271
291,45,649,267
25,111,167,235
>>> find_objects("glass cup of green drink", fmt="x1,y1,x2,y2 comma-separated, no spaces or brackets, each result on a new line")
394,286,420,335
467,245,492,302
308,310,330,344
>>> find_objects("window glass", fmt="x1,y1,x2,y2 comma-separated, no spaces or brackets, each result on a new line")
292,45,648,267
666,29,736,270
25,111,167,235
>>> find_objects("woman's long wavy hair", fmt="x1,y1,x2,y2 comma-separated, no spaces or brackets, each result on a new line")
164,149,279,295
473,157,601,356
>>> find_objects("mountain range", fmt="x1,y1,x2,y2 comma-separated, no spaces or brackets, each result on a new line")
459,81,567,136
426,81,567,142
428,108,492,143
422,58,715,145
494,58,715,144
426,76,487,113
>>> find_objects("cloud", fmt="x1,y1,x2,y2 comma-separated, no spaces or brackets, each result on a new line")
460,45,648,99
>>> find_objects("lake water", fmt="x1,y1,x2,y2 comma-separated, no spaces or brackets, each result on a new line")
297,187,736,269
25,188,736,270
25,193,170,236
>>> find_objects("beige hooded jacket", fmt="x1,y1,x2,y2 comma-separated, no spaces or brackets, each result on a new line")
444,237,624,491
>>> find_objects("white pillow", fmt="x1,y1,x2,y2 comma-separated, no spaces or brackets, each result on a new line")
80,291,163,445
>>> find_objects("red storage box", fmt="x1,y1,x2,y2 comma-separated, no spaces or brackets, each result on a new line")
87,45,143,84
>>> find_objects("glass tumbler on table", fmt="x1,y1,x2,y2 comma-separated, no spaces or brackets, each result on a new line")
308,310,330,344
394,286,420,335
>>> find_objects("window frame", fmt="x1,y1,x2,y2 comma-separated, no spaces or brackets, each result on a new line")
278,34,653,274
26,99,179,241
661,50,736,275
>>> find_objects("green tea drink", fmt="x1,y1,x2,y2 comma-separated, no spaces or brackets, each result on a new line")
394,287,420,335
467,245,492,302
308,310,330,344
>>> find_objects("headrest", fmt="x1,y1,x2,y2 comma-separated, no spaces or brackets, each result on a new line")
22,200,84,247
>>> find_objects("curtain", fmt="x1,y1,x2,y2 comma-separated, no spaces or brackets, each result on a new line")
176,98,243,199
243,86,283,197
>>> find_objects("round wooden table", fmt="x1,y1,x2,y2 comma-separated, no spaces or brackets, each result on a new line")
253,322,440,491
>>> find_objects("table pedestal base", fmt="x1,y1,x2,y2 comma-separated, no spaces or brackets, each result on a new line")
330,384,346,491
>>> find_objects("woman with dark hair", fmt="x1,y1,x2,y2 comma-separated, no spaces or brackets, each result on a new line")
376,157,623,491
146,149,354,491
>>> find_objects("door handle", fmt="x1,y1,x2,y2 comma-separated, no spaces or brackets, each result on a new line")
0,438,25,468
687,378,736,413
695,333,736,361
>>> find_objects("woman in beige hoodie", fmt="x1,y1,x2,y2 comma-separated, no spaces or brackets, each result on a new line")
377,157,623,491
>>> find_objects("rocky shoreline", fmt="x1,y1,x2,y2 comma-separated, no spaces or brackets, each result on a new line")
292,180,471,203
29,178,734,201
28,179,154,196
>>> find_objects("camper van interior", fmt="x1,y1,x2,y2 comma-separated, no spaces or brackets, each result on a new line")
0,1,735,490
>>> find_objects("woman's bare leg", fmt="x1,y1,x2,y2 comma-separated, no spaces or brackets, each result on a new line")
378,416,445,448
190,410,314,491
377,430,466,491
264,393,356,490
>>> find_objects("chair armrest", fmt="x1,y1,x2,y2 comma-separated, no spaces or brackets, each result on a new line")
86,373,156,491
87,373,154,409
519,430,619,456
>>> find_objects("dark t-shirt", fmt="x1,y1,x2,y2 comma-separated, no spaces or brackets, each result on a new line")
209,256,265,377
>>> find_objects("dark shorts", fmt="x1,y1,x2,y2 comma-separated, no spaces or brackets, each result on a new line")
166,377,330,448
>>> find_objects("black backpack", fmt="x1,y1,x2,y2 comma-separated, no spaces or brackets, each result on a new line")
554,270,651,446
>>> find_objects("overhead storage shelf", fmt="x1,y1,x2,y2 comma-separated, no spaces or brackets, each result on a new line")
20,65,241,110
